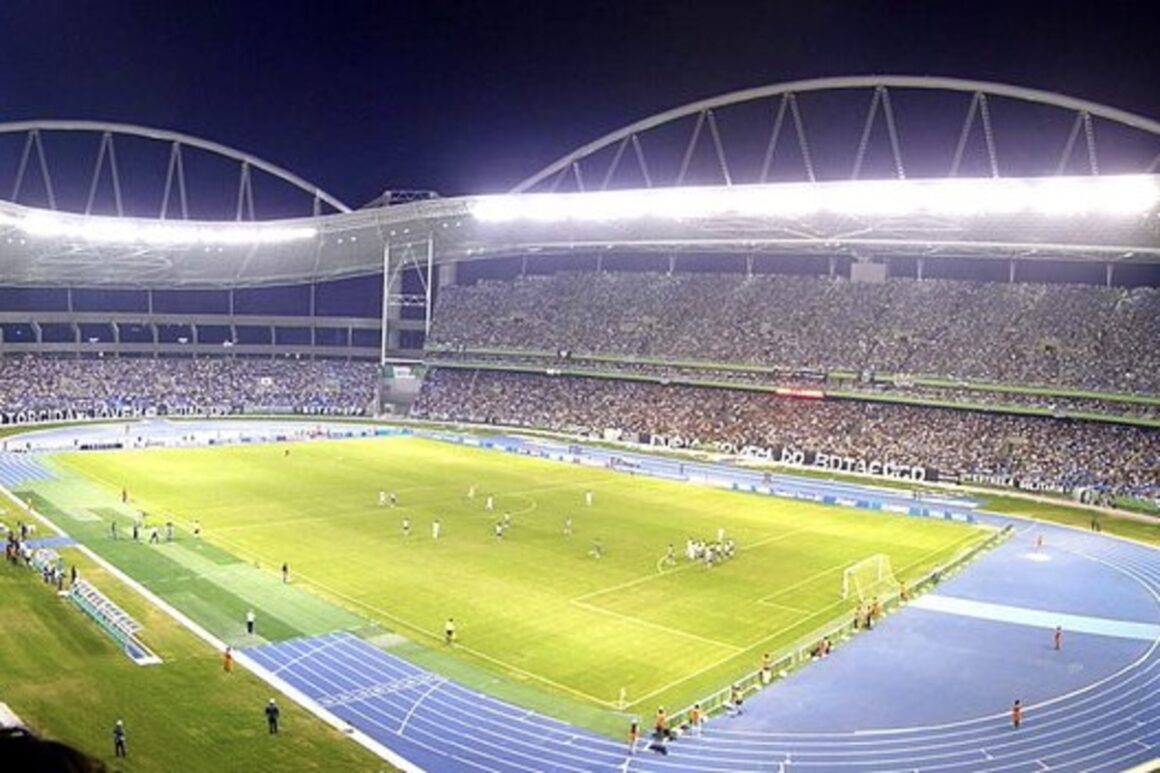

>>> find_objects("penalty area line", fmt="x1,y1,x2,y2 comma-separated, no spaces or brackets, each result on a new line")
570,599,743,653
204,529,618,709
571,525,815,605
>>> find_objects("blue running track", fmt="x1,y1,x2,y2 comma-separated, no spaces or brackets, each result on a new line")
248,522,1160,772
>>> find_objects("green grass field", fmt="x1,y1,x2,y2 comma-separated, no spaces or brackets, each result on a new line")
0,545,390,772
42,435,987,722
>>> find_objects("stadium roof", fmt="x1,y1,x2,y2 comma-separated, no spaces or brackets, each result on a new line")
0,77,1158,287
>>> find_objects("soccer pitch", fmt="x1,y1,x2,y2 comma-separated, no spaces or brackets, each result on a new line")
52,435,987,720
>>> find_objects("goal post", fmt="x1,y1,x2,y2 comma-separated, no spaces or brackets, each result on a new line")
841,554,898,601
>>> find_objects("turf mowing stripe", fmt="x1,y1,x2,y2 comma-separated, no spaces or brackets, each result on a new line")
569,599,743,652
236,562,621,709
571,525,817,605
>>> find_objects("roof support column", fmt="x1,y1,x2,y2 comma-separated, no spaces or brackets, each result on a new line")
425,235,435,340
1009,260,1016,284
917,257,925,281
1106,263,1114,288
379,242,394,362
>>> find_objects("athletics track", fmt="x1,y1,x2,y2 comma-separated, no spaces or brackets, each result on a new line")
2,421,1157,771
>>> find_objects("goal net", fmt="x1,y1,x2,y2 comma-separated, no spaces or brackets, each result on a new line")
841,554,898,601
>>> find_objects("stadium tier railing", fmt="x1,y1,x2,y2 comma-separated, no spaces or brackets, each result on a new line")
68,579,161,666
665,523,1013,731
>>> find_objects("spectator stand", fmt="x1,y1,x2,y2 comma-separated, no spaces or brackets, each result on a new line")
68,579,162,666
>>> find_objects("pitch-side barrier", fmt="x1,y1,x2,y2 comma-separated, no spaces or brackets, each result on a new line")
665,523,1014,731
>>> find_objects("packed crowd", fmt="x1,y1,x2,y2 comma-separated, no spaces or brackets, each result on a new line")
431,272,1160,394
411,369,1160,497
0,355,378,419
425,352,1160,420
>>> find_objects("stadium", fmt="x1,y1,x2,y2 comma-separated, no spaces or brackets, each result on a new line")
1,73,1158,773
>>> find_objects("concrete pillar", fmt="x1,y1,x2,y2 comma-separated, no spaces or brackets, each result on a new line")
437,261,458,289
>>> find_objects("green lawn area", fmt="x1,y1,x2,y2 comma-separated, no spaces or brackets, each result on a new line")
981,496,1160,547
0,543,391,772
48,436,988,719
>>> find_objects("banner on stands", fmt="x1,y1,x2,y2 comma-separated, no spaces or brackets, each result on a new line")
646,433,935,482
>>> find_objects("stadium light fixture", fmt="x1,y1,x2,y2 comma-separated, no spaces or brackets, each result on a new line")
469,175,1160,223
0,209,316,246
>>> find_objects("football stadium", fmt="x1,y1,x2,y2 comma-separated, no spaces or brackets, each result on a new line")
1,74,1159,773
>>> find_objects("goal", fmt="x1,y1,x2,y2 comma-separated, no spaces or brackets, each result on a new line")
841,554,898,601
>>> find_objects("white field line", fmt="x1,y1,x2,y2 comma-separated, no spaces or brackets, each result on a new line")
204,527,619,709
626,530,994,710
571,526,815,605
569,599,743,653
0,483,425,773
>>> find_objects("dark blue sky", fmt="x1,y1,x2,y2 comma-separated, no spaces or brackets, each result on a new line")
0,1,1155,206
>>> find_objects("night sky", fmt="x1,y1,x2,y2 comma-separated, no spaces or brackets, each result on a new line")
0,1,1155,206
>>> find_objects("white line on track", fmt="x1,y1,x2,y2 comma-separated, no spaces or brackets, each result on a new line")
398,679,447,736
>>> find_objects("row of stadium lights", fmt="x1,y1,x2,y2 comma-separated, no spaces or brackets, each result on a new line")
0,176,1156,245
469,175,1160,222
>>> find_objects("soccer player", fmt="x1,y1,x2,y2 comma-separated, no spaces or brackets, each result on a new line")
502,512,512,529
585,490,593,507
589,538,603,559
563,516,573,536
760,652,772,684
246,609,256,636
193,520,201,539
467,484,476,500
266,699,280,734
149,527,160,545
485,495,495,511
628,720,639,754
664,544,676,566
494,521,504,540
389,491,398,507
281,562,289,584
110,521,118,540
1011,699,1022,728
1053,626,1062,651
717,526,725,542
112,720,126,758
402,516,411,537
223,646,233,673
444,617,455,645
378,490,387,506
165,521,174,542
432,519,441,540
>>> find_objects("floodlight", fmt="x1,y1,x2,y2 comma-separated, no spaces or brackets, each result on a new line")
469,175,1160,223
0,208,317,246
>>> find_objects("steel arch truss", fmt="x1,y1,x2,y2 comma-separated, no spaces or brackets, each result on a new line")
0,120,351,219
513,76,1160,193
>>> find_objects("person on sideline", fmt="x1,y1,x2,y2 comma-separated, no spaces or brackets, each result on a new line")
112,720,126,758
266,699,280,734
